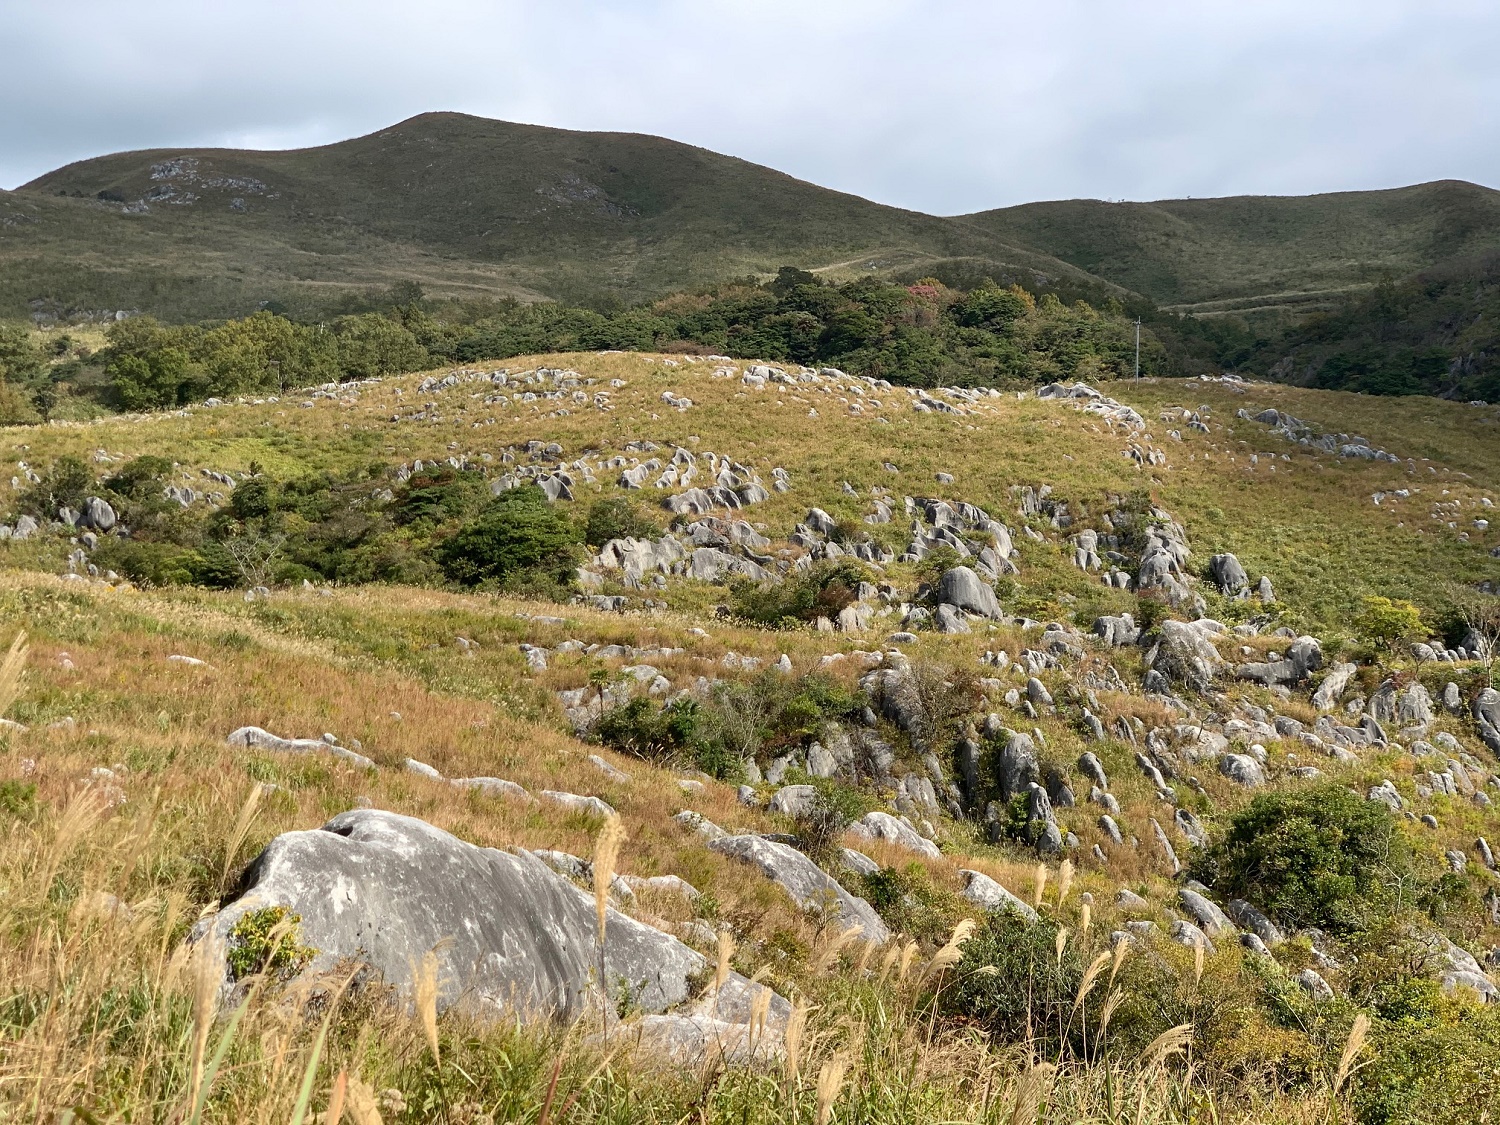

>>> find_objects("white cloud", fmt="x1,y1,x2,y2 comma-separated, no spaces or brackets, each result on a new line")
1,0,1495,210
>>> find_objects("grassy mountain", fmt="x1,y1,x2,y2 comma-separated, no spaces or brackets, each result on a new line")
962,179,1500,322
3,112,1106,320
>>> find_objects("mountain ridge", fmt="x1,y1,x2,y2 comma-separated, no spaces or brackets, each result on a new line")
7,111,1500,332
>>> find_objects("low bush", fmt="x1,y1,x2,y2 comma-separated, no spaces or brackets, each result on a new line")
728,559,869,627
594,696,744,780
583,497,661,548
1192,784,1413,936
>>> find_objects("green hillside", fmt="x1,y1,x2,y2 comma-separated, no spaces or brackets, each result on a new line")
3,112,1104,319
962,179,1500,321
1,352,1498,1122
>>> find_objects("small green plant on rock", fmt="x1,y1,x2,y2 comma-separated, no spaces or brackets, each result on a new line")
225,905,317,980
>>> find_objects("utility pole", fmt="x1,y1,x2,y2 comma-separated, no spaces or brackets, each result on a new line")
1134,318,1141,382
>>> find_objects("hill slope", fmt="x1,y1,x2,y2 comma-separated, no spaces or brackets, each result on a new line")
961,179,1500,321
0,357,1498,1120
4,112,1105,319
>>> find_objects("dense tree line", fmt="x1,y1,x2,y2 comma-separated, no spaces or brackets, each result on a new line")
0,270,1170,418
6,261,1497,414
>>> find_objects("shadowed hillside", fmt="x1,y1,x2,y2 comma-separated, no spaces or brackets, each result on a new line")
4,112,1103,319
961,179,1500,321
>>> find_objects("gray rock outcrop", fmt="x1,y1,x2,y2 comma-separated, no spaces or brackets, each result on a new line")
709,835,890,943
937,566,1001,619
848,811,940,858
959,870,1038,920
1150,620,1222,694
202,810,729,1021
227,725,375,769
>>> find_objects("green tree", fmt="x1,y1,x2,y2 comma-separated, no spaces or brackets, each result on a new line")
437,485,580,588
332,314,429,378
1357,595,1425,655
109,347,195,409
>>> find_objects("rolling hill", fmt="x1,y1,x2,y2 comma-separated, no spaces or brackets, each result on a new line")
963,179,1500,322
2,112,1106,320
9,110,1500,385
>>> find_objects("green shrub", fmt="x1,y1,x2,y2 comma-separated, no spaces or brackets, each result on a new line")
583,497,661,548
1192,784,1412,935
0,779,37,820
594,696,743,780
940,911,1085,1044
92,539,201,587
1354,1000,1500,1125
437,485,580,589
392,467,490,527
101,455,174,501
728,559,868,626
1357,595,1425,654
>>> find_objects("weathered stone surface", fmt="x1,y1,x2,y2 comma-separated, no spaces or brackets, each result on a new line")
1093,613,1140,647
1169,919,1215,953
1312,662,1358,711
841,848,880,877
81,496,117,531
710,835,889,942
933,603,971,634
452,776,531,801
1078,751,1109,790
1115,888,1150,913
1209,553,1248,594
997,732,1039,799
936,566,1001,618
1174,808,1209,849
1219,753,1266,787
1178,889,1234,936
959,870,1038,920
1150,620,1222,694
1475,688,1500,752
202,810,716,1020
673,810,727,841
768,784,820,818
540,791,617,818
1226,899,1284,946
1297,968,1334,1001
848,811,941,858
227,726,374,769
1025,783,1063,855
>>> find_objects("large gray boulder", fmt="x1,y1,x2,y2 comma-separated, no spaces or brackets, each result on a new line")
709,835,890,943
1209,553,1248,594
997,732,1040,799
768,784,819,818
1312,662,1358,711
81,496,117,532
202,810,716,1021
936,566,1001,619
847,811,940,858
1149,620,1222,694
1475,688,1500,753
1226,899,1284,946
958,870,1038,920
1178,888,1234,936
1219,752,1266,787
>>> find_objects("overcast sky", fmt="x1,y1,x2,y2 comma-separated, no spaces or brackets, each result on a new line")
2,0,1496,213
